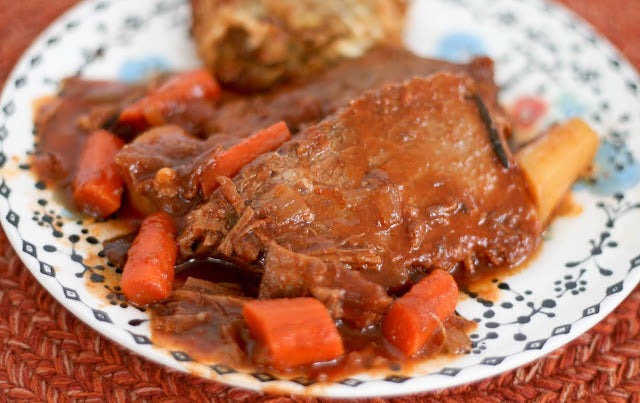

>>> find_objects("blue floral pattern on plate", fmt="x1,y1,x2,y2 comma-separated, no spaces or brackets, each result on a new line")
435,32,487,62
578,140,640,195
118,55,170,82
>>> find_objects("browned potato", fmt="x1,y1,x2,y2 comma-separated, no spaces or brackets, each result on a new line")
191,0,407,92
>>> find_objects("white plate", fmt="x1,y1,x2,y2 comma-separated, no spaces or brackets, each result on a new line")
1,0,640,397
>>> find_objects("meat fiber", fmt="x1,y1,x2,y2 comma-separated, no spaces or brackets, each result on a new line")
206,47,504,139
179,73,541,327
115,48,503,216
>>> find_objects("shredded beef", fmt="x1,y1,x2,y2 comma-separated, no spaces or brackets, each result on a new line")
178,73,541,328
205,47,503,138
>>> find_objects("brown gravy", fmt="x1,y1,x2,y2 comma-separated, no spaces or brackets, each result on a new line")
152,258,475,381
28,49,558,381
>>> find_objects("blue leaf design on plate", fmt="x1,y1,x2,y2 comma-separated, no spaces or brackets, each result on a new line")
118,55,170,82
435,32,487,62
553,93,586,120
576,140,640,195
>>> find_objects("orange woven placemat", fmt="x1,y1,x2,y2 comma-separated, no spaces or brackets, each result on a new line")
1,1,640,402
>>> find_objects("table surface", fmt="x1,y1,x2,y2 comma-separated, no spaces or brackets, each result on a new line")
1,1,640,402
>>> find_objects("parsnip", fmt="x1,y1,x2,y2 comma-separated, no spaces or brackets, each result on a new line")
517,118,599,223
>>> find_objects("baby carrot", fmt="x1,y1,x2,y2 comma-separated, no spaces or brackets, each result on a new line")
200,121,291,194
121,211,178,306
382,269,459,357
119,68,221,131
72,129,125,218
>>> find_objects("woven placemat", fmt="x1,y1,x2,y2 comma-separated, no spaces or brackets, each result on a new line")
1,1,640,401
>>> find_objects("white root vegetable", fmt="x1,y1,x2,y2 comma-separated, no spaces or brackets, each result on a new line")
516,118,599,223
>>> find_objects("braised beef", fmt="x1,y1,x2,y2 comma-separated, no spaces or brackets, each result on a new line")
179,74,541,327
260,242,392,328
151,279,249,364
31,48,539,378
33,76,223,208
33,78,144,191
34,48,501,216
173,257,262,296
151,275,473,377
113,125,244,215
102,233,136,269
206,47,504,138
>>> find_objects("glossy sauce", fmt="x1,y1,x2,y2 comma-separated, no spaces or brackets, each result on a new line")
30,55,549,380
152,258,475,380
32,78,145,208
453,244,543,301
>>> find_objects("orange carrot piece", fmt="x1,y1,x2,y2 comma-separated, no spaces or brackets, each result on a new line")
382,270,459,357
200,121,291,194
72,130,125,218
119,68,221,130
243,297,344,370
121,211,178,306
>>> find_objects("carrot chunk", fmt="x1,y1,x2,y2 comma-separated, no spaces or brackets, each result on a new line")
118,68,221,130
121,211,178,306
382,269,459,357
72,129,125,218
243,297,344,370
200,121,291,195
